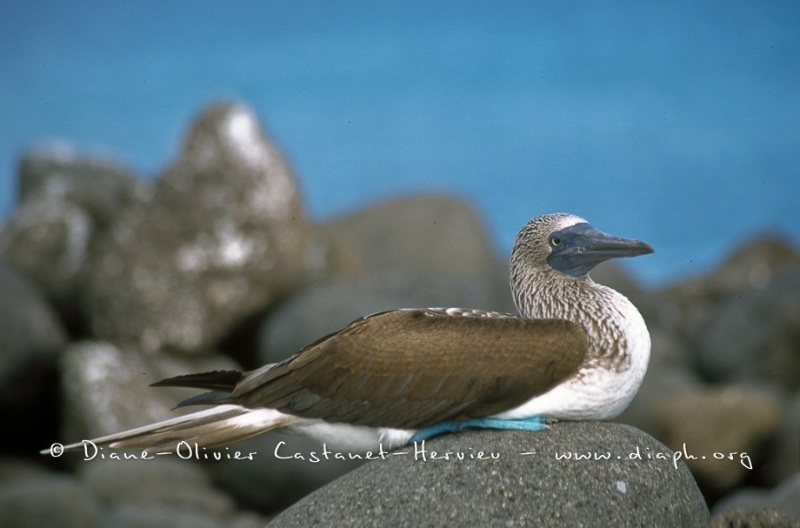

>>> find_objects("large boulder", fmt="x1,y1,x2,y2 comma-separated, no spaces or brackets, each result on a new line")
82,102,332,354
693,265,800,389
652,385,781,491
270,422,709,527
58,341,240,442
322,193,502,281
657,234,799,336
0,145,147,318
0,260,67,451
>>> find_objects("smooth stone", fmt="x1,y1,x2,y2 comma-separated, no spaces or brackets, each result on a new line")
322,193,500,281
658,234,799,334
761,391,800,485
713,473,800,524
711,507,800,528
79,458,233,517
209,432,367,514
653,384,781,490
694,265,800,389
270,422,709,527
97,504,227,528
0,474,101,528
0,260,67,451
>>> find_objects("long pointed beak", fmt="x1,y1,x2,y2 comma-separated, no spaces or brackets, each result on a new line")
547,223,653,277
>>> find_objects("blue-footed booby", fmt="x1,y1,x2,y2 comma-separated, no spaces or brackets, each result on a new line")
48,213,653,454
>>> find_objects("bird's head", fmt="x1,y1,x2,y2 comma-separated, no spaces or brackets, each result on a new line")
511,213,654,279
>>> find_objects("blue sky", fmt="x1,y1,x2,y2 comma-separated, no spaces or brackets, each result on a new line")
2,1,799,284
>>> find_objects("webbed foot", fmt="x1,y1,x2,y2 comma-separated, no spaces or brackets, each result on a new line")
409,416,553,443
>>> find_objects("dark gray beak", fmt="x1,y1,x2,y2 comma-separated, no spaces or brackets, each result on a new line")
547,223,654,277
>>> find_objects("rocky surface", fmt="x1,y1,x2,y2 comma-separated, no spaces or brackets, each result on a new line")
0,146,148,330
270,423,710,527
0,99,798,525
712,472,800,522
711,507,800,528
82,101,337,354
0,261,67,453
59,341,241,442
0,457,268,528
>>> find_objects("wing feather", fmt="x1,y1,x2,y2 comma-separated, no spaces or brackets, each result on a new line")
233,309,587,428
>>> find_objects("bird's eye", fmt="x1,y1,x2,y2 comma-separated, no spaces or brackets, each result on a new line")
550,236,561,247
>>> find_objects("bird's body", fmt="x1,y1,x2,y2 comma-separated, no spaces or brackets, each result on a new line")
49,213,653,455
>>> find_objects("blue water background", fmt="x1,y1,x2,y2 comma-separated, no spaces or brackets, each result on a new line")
2,1,799,286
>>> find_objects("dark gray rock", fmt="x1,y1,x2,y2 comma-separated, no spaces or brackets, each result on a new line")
97,504,227,528
97,505,267,528
712,507,800,528
694,265,800,389
0,145,148,311
16,143,147,224
658,234,799,335
0,201,94,306
270,422,709,527
259,270,511,365
0,260,67,451
0,456,53,482
59,340,240,442
714,473,800,524
762,391,800,485
209,432,367,514
82,101,331,354
322,193,502,281
261,192,517,365
0,474,101,528
652,384,781,491
80,458,234,517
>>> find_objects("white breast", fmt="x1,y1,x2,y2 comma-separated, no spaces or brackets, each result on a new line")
494,283,651,421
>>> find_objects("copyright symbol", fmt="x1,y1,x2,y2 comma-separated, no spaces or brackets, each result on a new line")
49,443,65,457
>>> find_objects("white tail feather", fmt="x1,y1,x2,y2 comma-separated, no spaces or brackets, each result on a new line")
46,405,297,454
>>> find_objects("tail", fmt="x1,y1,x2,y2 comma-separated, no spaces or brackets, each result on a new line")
44,370,299,454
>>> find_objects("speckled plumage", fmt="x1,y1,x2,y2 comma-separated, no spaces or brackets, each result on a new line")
50,213,653,454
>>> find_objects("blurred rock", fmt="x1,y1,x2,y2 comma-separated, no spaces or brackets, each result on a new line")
0,474,101,528
694,265,800,388
714,473,800,524
97,505,267,528
616,322,700,433
711,507,800,528
762,391,800,485
0,456,53,482
80,458,234,517
259,270,510,365
17,143,147,225
59,340,240,442
271,423,709,527
0,260,67,451
97,504,227,528
0,145,148,321
83,101,335,354
209,432,367,514
323,193,501,279
653,385,781,490
658,234,799,334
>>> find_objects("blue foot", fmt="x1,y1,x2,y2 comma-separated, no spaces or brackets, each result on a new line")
409,416,552,443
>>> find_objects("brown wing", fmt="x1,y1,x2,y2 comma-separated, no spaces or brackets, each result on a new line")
232,309,588,429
